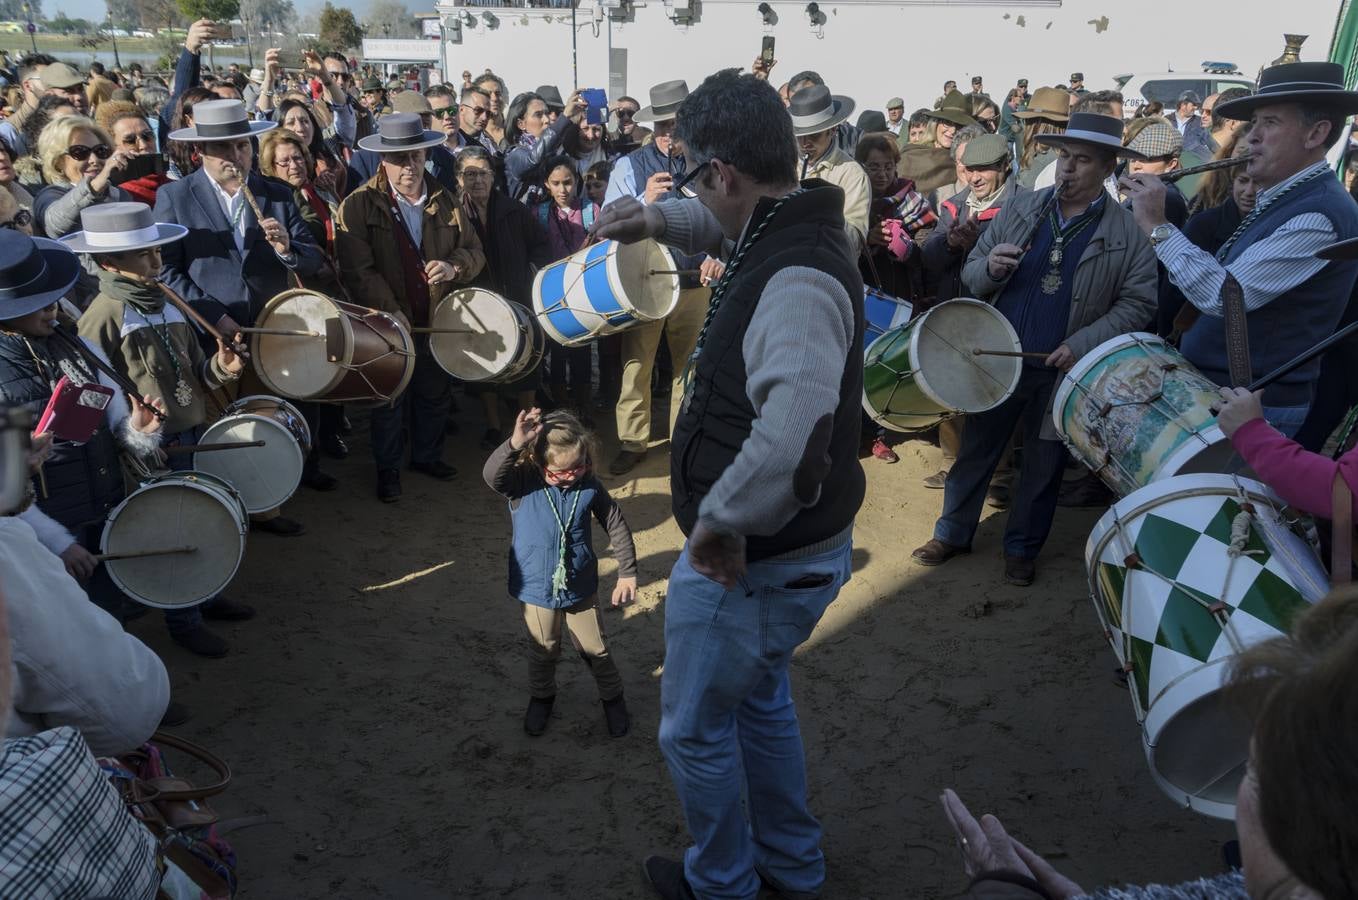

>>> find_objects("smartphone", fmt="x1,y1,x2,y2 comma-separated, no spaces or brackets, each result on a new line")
581,88,607,126
275,51,302,71
760,35,775,66
109,153,166,186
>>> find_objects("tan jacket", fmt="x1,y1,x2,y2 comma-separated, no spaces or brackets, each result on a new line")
86,74,117,111
802,145,870,256
335,173,486,319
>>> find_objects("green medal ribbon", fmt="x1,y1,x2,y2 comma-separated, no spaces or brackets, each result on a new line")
544,485,582,599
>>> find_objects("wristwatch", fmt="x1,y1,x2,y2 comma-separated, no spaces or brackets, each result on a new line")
1148,223,1174,247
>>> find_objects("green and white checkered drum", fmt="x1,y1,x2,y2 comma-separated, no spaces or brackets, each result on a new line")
862,298,1023,432
1053,332,1245,497
1086,473,1329,819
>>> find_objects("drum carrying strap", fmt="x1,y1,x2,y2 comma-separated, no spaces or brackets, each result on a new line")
1221,273,1252,386
1334,472,1354,585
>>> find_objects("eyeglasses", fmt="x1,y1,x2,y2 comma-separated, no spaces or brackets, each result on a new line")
672,159,709,194
543,462,588,480
460,104,490,118
0,209,31,230
864,162,895,175
66,143,112,161
459,168,493,180
274,155,307,169
119,130,155,146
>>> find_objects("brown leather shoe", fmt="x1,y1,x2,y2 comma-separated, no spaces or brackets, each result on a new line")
912,538,970,566
1003,555,1036,586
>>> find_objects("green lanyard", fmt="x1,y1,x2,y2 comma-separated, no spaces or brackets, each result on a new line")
1039,205,1099,295
131,307,194,407
544,485,582,598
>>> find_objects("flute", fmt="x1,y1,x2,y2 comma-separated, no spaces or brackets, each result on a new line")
1160,155,1251,184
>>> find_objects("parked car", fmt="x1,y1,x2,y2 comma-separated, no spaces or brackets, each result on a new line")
1116,62,1254,114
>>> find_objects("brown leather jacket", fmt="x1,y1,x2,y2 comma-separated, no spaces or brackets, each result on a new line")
335,172,486,318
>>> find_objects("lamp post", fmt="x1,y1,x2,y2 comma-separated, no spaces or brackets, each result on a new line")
105,0,121,68
21,3,36,53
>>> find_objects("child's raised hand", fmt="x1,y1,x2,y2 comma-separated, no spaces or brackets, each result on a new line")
611,575,637,607
509,407,543,451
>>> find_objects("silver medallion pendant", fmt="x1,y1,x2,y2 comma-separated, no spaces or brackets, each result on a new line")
1040,271,1063,295
174,378,194,407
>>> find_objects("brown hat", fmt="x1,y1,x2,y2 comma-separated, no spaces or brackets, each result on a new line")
393,91,432,115
928,89,977,127
1013,86,1071,123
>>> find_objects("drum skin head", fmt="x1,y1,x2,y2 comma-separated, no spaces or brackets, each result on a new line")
101,473,248,609
198,406,307,514
914,299,1021,412
253,292,345,398
614,240,679,321
431,289,522,380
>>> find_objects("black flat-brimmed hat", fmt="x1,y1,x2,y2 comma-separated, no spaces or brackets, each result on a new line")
1216,61,1358,120
789,84,856,136
0,231,82,321
167,98,276,142
1036,112,1147,159
636,80,690,125
535,85,565,112
60,202,187,255
356,112,446,153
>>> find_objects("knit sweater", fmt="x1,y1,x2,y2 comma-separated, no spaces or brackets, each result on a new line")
654,194,857,541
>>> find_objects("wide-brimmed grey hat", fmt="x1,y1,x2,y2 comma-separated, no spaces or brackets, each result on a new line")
1036,112,1146,159
0,232,82,321
167,99,276,142
1216,61,1358,120
356,112,446,153
789,84,855,137
535,84,565,111
636,80,690,125
60,202,187,255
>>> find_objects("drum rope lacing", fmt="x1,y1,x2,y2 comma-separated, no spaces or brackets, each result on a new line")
538,255,635,327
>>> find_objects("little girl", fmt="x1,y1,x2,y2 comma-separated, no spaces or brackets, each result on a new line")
482,407,636,738
536,156,597,416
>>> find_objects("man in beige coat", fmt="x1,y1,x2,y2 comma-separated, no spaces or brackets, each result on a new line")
789,84,870,256
911,112,1156,586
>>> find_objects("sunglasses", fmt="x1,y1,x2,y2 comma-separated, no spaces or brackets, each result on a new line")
66,143,113,161
614,109,635,120
459,104,490,118
0,209,31,230
119,130,155,146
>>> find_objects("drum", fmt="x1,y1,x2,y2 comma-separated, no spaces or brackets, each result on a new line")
862,287,914,351
195,395,311,514
101,471,249,610
532,239,680,346
251,289,415,406
428,289,544,383
862,298,1023,432
1053,332,1243,497
1086,473,1329,819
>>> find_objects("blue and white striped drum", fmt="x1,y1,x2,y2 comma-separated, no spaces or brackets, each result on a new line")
863,287,914,351
532,239,681,347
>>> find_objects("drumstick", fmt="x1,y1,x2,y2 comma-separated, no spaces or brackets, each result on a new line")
162,440,266,455
156,282,249,355
649,269,700,277
48,326,168,422
94,545,197,562
408,327,476,334
972,348,1051,359
235,327,321,337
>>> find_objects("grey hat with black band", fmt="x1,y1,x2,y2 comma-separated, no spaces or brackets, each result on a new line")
0,231,82,321
60,203,187,255
535,84,565,111
1035,112,1146,159
356,112,446,153
167,98,276,142
789,84,855,137
1215,61,1358,120
636,80,690,125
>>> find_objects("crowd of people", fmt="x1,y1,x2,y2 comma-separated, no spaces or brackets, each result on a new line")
0,18,1356,899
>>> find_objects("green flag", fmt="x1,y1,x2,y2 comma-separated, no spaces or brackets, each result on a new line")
1331,0,1358,87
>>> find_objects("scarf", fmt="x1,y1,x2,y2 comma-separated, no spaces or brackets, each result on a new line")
299,184,336,256
96,269,165,314
379,171,431,327
965,186,1003,217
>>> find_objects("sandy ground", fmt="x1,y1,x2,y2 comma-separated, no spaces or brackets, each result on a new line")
129,396,1233,899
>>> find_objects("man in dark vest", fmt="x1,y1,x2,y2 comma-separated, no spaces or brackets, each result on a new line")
592,69,865,900
1123,62,1358,437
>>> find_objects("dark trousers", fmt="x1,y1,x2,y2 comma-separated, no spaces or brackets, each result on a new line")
548,343,592,392
370,347,451,472
933,367,1068,560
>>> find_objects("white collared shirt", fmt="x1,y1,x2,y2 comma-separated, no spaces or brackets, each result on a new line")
208,175,247,253
394,189,427,245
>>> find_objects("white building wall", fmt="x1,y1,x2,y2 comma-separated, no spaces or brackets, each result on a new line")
433,0,1339,116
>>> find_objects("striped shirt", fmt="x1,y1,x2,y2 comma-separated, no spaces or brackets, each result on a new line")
1155,160,1336,315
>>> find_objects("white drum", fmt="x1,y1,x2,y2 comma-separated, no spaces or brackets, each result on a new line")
101,472,249,609
532,239,680,346
196,395,311,514
428,289,544,383
1086,473,1329,818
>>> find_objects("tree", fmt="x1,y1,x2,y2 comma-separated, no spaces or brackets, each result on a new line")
135,0,180,31
175,0,237,22
0,0,41,22
48,12,94,33
107,0,140,30
318,2,362,53
364,0,415,39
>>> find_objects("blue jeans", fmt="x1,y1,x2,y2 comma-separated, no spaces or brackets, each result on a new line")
370,346,452,471
1263,404,1309,439
659,536,853,899
934,367,1068,560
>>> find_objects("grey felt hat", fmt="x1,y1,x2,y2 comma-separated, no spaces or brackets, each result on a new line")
636,80,690,125
789,84,855,136
356,112,446,153
167,98,276,142
535,84,565,111
60,202,187,255
0,232,83,321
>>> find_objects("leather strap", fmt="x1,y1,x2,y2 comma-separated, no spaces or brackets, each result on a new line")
1334,472,1353,585
1168,303,1200,346
1221,272,1252,386
145,730,232,800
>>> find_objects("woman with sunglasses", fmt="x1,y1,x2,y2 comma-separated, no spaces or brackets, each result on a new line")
33,115,134,240
94,100,168,206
